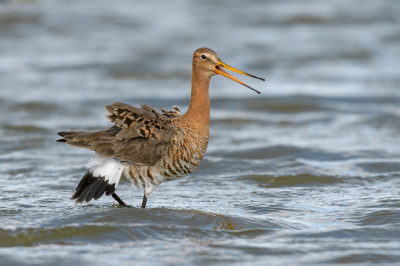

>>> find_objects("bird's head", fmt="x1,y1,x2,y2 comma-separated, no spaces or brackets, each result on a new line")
193,47,264,94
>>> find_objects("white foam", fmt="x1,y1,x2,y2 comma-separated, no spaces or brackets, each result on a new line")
86,157,123,187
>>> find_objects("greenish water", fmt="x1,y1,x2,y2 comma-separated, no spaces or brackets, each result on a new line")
1,0,400,265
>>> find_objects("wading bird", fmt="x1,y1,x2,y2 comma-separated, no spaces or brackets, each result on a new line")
57,47,264,208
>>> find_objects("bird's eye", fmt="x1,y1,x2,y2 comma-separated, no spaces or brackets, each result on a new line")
201,54,206,60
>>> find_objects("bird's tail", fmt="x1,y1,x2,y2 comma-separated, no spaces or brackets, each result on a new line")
71,157,124,204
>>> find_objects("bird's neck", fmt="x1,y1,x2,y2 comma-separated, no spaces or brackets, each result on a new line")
183,68,211,129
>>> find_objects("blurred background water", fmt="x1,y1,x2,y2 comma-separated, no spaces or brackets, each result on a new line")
1,0,400,265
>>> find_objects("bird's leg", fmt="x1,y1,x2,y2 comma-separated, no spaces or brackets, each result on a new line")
141,195,147,209
112,193,127,207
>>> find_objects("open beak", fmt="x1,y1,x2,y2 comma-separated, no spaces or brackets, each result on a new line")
213,60,264,94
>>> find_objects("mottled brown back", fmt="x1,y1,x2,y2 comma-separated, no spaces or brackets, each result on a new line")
57,102,183,165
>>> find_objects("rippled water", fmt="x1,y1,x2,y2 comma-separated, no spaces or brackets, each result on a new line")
1,0,400,265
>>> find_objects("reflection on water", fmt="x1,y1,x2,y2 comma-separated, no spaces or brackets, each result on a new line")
178,210,245,231
1,0,400,265
214,219,244,231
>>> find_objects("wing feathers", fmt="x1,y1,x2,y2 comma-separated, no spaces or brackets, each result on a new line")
57,102,183,165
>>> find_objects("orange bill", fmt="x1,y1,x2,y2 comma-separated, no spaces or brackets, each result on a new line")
213,61,264,94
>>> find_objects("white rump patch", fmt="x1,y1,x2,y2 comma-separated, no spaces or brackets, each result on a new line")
86,157,124,188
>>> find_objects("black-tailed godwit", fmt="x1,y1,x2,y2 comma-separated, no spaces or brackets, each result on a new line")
57,47,264,208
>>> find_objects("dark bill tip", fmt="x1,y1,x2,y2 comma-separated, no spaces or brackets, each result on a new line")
245,72,265,81
246,85,261,94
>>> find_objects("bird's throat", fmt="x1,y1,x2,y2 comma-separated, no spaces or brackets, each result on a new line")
184,70,211,129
